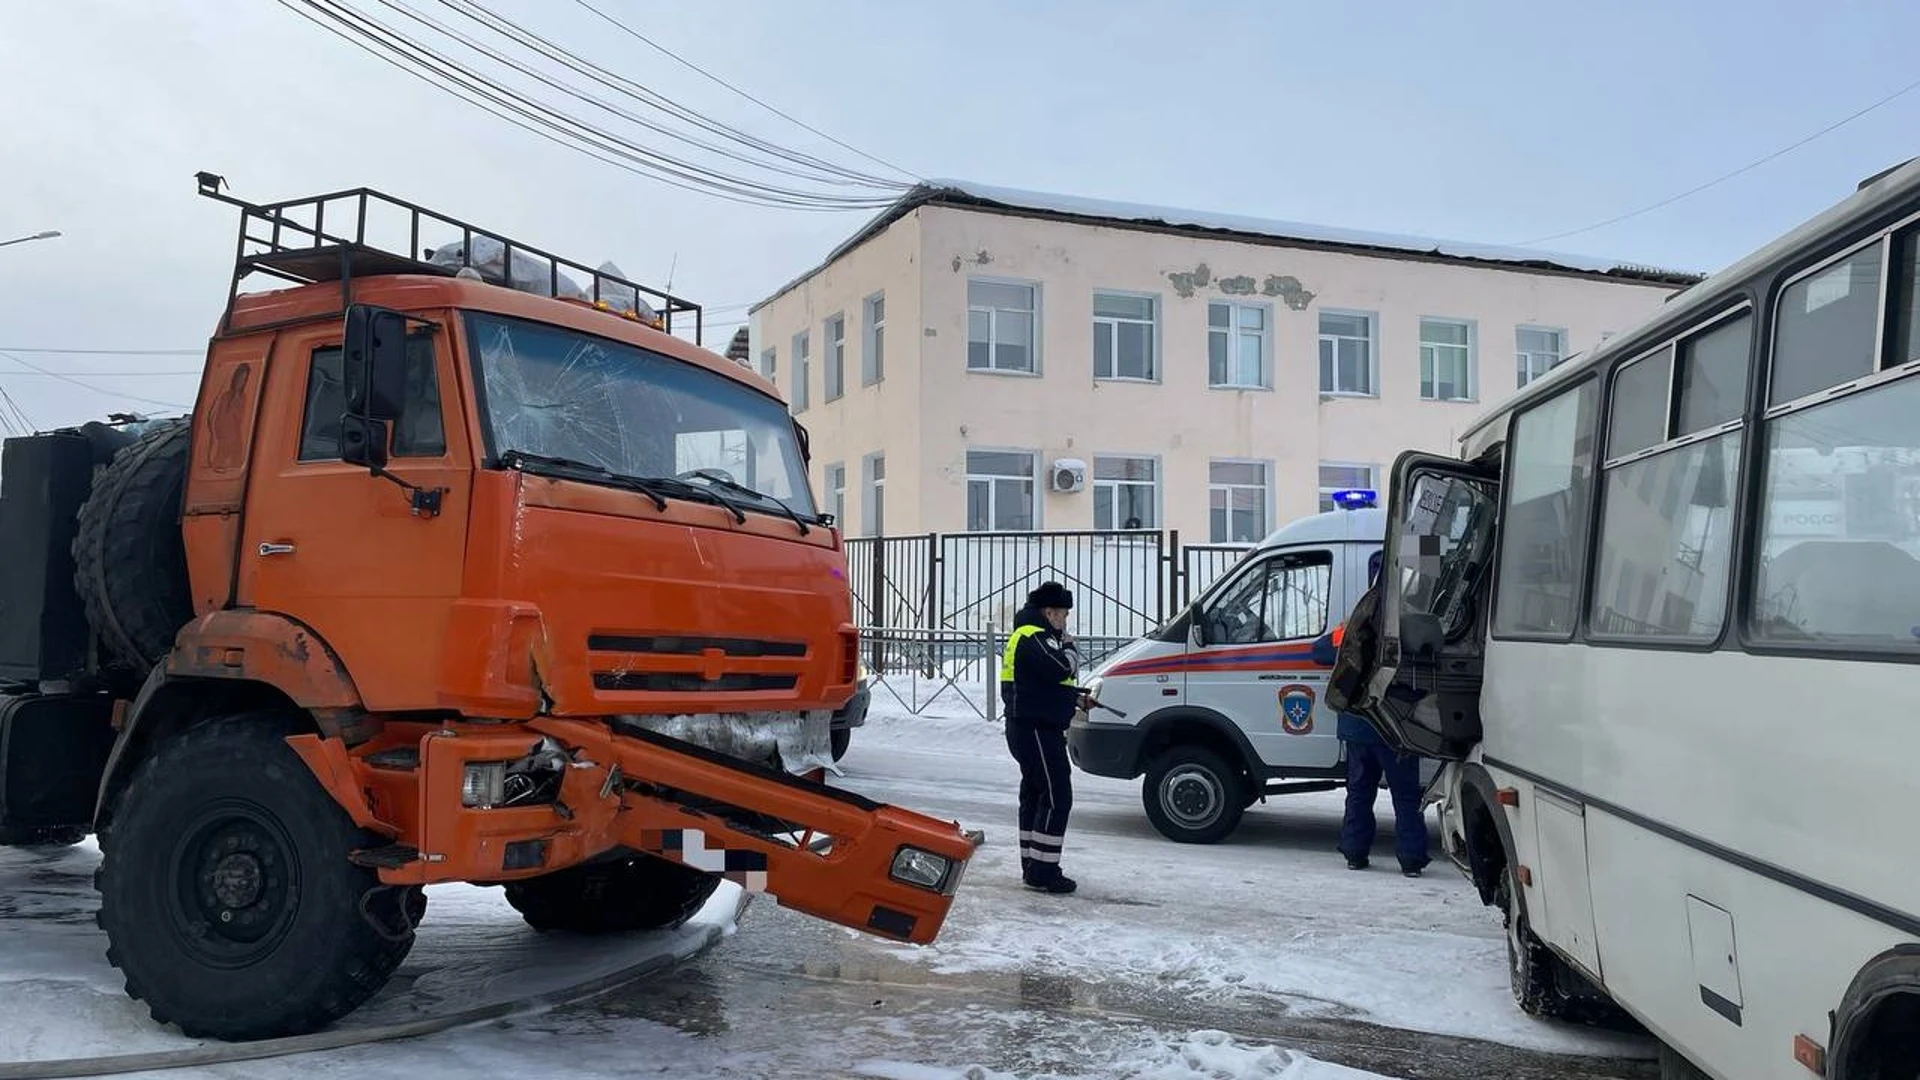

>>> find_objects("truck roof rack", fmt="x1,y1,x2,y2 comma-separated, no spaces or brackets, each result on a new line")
197,170,703,344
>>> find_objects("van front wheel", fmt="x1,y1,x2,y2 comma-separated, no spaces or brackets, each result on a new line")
1142,746,1246,844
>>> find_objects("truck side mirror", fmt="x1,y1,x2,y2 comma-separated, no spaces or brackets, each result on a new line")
343,304,410,422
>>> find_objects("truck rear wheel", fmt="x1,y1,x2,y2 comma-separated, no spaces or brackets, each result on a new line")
71,418,195,672
504,853,720,934
1142,745,1246,844
95,714,420,1040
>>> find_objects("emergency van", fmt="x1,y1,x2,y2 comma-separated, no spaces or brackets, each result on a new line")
1067,493,1439,843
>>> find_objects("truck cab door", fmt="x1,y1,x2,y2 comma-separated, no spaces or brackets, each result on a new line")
1330,451,1500,760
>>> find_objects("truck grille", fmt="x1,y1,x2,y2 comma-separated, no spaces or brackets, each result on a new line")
586,634,807,658
591,672,800,692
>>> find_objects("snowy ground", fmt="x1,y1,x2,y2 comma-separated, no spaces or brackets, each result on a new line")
0,683,1658,1079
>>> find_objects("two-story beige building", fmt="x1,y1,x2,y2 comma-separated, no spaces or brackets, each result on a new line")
750,181,1699,542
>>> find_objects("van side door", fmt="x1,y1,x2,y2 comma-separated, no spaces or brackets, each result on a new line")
1330,451,1500,760
1190,547,1343,770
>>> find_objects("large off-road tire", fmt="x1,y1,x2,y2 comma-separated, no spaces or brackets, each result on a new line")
1142,745,1247,844
0,825,86,848
72,418,194,672
95,714,421,1040
504,853,721,934
1499,864,1637,1030
830,726,852,762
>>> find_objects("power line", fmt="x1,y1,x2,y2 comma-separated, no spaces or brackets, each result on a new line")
1514,75,1920,247
0,346,202,356
567,0,918,182
283,0,901,211
0,350,192,411
433,0,903,189
0,385,35,436
0,369,200,377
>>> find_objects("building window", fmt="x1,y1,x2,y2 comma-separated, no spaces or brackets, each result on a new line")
1317,462,1379,512
862,293,885,386
1208,302,1268,388
1420,318,1475,401
862,453,885,536
1093,292,1157,381
1208,460,1269,543
1590,312,1752,640
1318,311,1374,395
967,280,1037,373
791,331,810,412
824,314,846,401
1093,456,1157,530
966,450,1037,532
823,461,846,526
759,346,776,382
1516,327,1567,388
1492,382,1598,638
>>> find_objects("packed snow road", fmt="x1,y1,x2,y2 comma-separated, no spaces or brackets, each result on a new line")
0,684,1659,1079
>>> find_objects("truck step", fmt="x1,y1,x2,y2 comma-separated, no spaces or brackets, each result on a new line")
364,747,420,772
349,843,420,869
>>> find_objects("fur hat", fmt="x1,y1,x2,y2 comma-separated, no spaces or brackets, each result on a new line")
1027,581,1074,610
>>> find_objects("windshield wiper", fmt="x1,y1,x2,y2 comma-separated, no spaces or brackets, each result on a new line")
499,450,673,512
681,468,812,535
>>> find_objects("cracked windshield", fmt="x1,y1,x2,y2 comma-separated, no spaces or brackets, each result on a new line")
466,311,814,517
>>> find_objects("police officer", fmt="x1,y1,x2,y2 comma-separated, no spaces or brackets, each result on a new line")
1000,581,1090,894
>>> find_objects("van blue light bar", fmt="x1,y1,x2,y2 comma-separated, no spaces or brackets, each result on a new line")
1332,489,1377,510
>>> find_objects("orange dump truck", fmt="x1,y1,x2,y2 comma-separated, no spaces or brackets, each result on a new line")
0,174,972,1040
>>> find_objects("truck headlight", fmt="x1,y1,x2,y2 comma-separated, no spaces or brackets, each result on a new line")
889,846,954,892
462,763,507,808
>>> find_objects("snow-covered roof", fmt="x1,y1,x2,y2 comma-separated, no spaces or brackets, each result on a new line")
753,180,1703,313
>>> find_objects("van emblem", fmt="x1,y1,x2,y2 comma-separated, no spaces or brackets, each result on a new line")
1278,684,1316,735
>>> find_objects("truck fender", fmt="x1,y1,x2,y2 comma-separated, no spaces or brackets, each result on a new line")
93,611,365,825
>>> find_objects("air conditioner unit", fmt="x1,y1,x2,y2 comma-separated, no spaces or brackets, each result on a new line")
1049,458,1087,494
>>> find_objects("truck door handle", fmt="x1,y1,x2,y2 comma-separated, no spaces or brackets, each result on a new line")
257,541,297,557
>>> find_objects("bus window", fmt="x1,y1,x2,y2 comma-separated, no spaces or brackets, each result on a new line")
1590,312,1750,641
1492,380,1598,638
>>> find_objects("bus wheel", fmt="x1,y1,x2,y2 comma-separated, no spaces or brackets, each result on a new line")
1142,746,1246,844
1499,864,1637,1029
1657,1042,1710,1079
504,854,720,933
95,715,419,1040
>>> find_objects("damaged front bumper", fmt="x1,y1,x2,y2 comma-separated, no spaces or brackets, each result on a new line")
615,708,837,776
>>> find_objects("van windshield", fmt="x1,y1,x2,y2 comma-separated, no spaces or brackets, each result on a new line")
464,312,814,518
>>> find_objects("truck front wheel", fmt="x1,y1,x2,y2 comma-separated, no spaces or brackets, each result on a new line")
504,854,720,934
95,714,420,1040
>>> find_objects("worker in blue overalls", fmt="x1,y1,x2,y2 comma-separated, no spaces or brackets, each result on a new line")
999,581,1092,895
1315,550,1430,877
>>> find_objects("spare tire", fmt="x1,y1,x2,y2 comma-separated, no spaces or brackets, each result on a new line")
72,418,194,672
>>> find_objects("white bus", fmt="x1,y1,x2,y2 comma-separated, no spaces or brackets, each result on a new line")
1333,157,1920,1080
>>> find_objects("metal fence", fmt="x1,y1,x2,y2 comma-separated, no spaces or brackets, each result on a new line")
846,529,1258,717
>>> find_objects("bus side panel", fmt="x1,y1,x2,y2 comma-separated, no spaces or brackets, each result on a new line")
1583,804,1901,1080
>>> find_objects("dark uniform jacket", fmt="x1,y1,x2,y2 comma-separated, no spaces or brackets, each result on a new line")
999,606,1081,729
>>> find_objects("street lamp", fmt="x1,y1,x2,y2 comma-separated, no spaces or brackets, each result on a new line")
0,230,61,249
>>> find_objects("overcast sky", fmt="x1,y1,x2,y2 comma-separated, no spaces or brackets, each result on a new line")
1,0,1915,430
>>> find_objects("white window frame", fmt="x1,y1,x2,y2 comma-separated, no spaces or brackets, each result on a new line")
1091,453,1161,530
791,330,810,412
1317,309,1378,397
965,447,1040,533
1516,325,1569,388
861,452,885,537
1092,290,1160,382
1208,300,1272,389
823,461,846,526
862,292,885,386
824,313,846,401
1419,317,1478,402
759,346,776,383
1207,458,1272,543
1317,461,1380,512
967,278,1041,376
